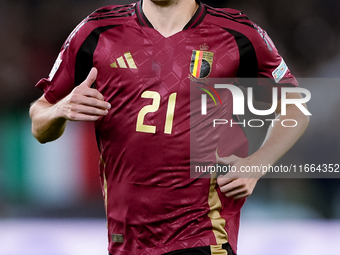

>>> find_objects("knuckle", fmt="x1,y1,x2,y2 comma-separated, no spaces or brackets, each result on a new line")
69,104,79,113
90,98,100,107
87,88,100,98
72,86,82,95
69,94,80,103
68,111,77,120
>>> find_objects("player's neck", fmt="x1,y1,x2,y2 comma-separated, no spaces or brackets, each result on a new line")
142,0,198,37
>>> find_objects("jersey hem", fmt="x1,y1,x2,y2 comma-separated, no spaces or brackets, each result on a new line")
108,237,224,255
35,78,60,104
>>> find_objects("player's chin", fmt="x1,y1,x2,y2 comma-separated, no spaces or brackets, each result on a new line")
150,0,178,4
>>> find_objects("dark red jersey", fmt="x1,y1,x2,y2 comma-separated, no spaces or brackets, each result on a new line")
36,1,298,254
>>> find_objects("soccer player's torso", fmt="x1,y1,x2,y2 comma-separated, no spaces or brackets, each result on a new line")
72,2,255,254
90,1,251,180
35,0,298,253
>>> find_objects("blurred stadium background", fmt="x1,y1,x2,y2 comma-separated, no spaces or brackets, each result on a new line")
0,0,339,254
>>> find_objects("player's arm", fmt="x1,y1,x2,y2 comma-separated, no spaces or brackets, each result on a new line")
217,92,310,199
30,68,111,144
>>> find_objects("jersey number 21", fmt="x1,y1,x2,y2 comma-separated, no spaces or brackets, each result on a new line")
136,91,177,135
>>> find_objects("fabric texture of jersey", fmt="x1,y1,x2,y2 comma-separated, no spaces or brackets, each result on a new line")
36,1,298,254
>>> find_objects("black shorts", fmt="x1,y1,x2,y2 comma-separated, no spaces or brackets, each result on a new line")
109,243,235,255
162,243,235,255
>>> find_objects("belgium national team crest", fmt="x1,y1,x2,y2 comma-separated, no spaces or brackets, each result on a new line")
190,50,214,79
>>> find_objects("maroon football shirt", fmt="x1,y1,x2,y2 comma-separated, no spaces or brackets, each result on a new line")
36,1,298,254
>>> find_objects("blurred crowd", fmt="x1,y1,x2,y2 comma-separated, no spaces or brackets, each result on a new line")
0,0,339,108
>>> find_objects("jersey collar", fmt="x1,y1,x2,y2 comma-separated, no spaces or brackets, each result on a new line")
136,0,206,30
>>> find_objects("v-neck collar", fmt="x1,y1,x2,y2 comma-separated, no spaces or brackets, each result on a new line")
135,0,206,30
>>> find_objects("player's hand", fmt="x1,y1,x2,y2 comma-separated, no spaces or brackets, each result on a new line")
216,155,262,200
56,68,111,121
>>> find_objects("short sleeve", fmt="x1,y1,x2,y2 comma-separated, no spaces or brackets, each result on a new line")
35,21,87,104
251,23,298,103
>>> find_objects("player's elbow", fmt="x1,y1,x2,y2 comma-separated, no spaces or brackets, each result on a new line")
29,100,66,143
32,128,63,144
31,125,48,144
32,129,47,144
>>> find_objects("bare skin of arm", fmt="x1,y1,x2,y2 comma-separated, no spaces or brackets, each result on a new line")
217,92,310,199
29,68,111,144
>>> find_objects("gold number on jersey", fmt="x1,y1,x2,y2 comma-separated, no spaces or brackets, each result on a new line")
164,93,177,134
136,91,177,134
136,91,161,134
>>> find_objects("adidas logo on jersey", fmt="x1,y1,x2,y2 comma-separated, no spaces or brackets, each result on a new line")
110,52,137,69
